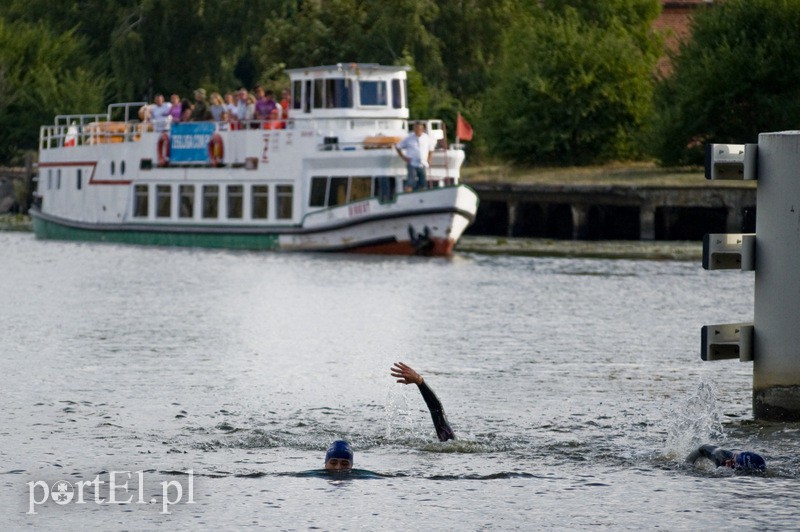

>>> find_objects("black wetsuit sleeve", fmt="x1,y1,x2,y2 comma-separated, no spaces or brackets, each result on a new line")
416,380,455,442
686,444,734,467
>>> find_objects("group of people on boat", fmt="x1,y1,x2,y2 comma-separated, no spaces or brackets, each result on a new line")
139,85,291,130
323,362,767,475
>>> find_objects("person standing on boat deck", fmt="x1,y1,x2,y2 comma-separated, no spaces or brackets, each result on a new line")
150,93,172,131
254,85,276,122
686,444,766,472
391,362,455,441
224,92,238,117
191,88,212,121
169,94,183,123
395,122,434,192
209,92,226,122
280,88,291,119
235,88,249,122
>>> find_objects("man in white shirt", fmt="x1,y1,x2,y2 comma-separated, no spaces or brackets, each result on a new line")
150,93,173,131
395,121,434,191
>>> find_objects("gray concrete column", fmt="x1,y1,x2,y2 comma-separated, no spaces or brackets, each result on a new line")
640,204,656,240
507,200,518,237
726,202,744,233
753,132,800,420
571,204,589,240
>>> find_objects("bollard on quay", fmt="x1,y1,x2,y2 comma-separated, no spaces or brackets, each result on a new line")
702,132,800,421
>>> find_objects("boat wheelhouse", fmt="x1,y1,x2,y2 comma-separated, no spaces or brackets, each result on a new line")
31,63,478,255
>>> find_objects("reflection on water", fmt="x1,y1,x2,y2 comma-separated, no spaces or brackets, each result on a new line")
1,232,798,529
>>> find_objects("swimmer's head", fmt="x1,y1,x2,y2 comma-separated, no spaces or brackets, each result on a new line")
324,440,353,471
734,452,766,472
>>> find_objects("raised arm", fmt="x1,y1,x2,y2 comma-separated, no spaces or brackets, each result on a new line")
686,444,733,467
391,362,455,442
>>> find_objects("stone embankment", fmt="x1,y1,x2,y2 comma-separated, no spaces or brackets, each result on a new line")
0,162,34,214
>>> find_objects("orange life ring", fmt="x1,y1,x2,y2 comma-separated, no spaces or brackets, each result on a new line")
157,133,170,167
208,133,224,167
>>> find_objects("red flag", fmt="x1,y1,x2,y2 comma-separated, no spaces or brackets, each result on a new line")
456,112,473,142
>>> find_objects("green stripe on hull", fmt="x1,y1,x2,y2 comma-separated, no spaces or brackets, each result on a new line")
32,216,280,250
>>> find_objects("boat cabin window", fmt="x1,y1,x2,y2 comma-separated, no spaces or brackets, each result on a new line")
227,185,243,219
375,176,397,202
350,176,372,202
308,175,398,208
292,80,302,111
252,185,268,219
111,161,115,176
203,185,219,219
48,169,52,190
309,177,327,207
57,169,61,189
77,169,82,190
325,78,353,108
304,80,312,113
179,185,194,218
156,185,171,218
134,184,148,217
328,177,348,206
359,80,387,106
392,79,404,109
313,79,324,110
276,185,293,219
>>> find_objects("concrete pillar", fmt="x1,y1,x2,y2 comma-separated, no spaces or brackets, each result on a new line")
726,202,744,233
571,204,589,240
640,204,656,240
753,132,800,420
507,200,518,237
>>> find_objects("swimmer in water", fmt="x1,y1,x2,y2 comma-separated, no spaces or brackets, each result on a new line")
686,444,766,472
324,440,353,471
391,361,455,442
322,363,454,473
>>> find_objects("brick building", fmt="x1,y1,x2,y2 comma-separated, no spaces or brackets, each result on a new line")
654,0,716,74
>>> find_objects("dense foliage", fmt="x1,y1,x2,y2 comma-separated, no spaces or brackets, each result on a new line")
0,17,108,162
4,0,795,168
485,2,661,164
652,0,800,165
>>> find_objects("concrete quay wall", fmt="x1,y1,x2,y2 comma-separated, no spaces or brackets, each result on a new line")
465,181,757,241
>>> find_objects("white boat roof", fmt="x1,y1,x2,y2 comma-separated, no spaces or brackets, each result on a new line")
285,63,411,78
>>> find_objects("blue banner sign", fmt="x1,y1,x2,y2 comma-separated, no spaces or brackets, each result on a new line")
170,123,216,163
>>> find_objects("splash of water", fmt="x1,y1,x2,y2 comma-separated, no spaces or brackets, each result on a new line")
663,378,726,459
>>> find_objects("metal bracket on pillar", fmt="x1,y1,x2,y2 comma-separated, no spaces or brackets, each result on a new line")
702,233,755,270
701,322,754,362
705,143,758,180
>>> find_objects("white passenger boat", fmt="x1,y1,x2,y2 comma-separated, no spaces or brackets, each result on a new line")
31,63,478,256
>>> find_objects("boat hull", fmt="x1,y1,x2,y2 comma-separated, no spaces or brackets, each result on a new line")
29,185,478,256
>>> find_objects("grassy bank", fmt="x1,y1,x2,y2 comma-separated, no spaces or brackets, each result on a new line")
461,161,733,188
0,213,32,232
456,236,701,261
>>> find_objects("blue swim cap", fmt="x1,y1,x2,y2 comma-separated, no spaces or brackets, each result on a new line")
735,452,766,472
325,440,353,463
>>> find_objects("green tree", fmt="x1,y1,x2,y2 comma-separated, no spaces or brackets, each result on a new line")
255,0,444,112
431,0,516,102
0,18,108,161
652,0,800,165
485,2,661,165
4,0,285,100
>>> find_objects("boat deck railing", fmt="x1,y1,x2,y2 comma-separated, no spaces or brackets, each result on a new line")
40,105,456,156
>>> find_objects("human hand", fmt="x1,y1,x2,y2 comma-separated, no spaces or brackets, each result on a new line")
391,362,423,385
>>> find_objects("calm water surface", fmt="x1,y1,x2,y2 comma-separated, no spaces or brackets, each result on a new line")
1,232,798,530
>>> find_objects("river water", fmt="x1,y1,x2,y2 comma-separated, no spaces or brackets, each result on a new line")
1,231,798,530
